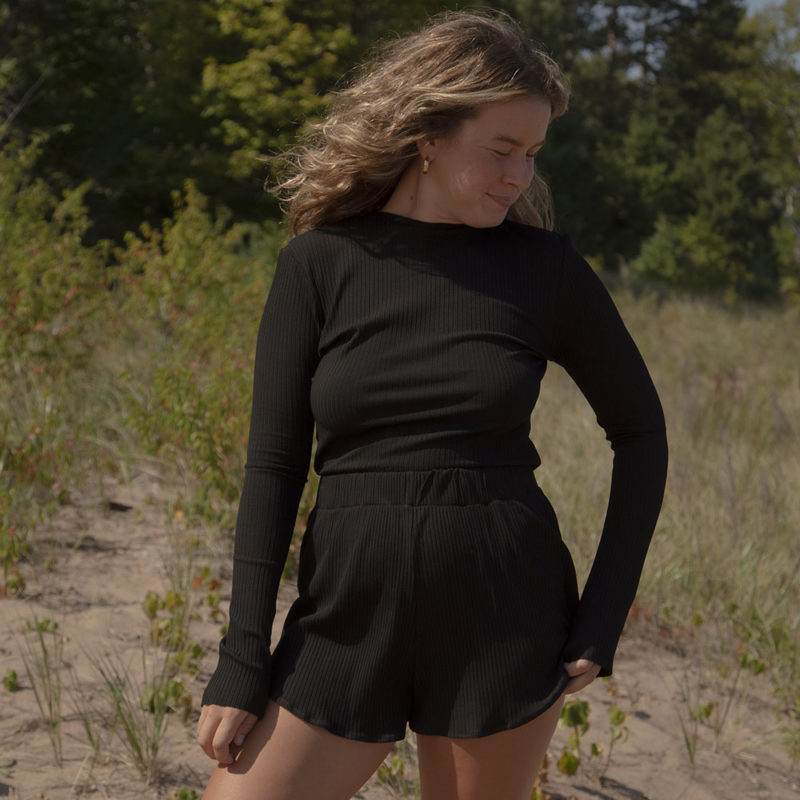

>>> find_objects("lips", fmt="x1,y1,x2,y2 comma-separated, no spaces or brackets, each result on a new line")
487,194,515,209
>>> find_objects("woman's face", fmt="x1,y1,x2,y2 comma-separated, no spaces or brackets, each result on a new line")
417,94,552,227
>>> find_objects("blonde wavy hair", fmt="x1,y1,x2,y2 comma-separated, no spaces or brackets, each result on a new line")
270,10,569,237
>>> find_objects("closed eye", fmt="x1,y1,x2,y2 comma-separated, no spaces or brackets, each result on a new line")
490,149,538,160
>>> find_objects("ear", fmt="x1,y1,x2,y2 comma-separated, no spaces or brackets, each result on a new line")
415,135,439,163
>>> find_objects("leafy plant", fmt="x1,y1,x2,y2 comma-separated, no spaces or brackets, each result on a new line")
168,790,201,800
775,682,800,764
142,676,193,724
114,182,279,525
2,669,18,692
600,705,629,777
0,135,122,590
531,751,554,799
676,672,714,767
0,746,13,779
376,734,420,799
26,617,59,633
556,700,591,776
193,565,226,625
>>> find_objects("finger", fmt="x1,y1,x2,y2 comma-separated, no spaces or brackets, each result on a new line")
562,663,601,694
563,658,596,677
198,712,225,761
196,706,211,754
199,731,219,761
234,713,258,747
212,722,236,765
198,706,236,763
564,673,592,694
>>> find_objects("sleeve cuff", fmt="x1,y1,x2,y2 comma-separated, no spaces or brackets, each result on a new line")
200,640,273,718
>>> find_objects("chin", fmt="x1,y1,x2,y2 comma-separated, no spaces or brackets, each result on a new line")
473,210,508,228
474,197,512,227
474,219,506,229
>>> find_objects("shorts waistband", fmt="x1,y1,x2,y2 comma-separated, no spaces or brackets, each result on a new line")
315,466,538,508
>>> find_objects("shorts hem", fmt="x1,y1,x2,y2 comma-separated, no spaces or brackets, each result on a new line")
269,690,407,744
408,672,569,739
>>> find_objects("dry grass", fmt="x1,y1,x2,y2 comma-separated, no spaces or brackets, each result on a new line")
533,286,800,755
3,228,799,780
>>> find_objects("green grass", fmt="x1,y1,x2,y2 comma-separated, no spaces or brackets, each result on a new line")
84,645,173,785
18,617,65,766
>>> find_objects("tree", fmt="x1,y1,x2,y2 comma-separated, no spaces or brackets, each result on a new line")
200,0,357,187
0,0,230,239
737,0,800,299
510,1,688,265
199,0,441,201
631,107,780,297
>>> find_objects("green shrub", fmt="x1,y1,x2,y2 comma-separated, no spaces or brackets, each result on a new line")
115,180,282,522
0,135,114,590
0,137,111,380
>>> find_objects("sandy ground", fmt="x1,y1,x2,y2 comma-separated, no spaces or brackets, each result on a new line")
1,469,799,800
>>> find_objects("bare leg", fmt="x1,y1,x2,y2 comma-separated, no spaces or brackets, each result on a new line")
416,695,564,800
202,699,396,800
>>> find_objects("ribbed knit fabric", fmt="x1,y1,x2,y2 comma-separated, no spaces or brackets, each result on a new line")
267,465,579,741
201,209,669,728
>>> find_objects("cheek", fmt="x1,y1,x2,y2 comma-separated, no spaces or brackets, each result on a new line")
452,159,501,194
442,167,479,199
482,156,509,186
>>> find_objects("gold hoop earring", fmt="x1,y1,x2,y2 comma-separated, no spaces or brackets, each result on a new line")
422,157,430,174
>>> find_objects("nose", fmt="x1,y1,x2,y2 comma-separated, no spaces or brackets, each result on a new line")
504,156,535,190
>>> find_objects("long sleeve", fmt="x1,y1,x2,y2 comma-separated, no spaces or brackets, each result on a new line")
548,236,668,676
201,246,322,716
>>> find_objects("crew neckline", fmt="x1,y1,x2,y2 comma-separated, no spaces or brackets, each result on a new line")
372,209,503,232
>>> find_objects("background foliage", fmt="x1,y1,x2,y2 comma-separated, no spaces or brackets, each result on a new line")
1,0,798,299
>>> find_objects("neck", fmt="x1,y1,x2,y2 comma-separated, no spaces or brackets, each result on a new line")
381,163,429,220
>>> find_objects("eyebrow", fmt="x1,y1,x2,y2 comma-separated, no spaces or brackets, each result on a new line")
492,135,546,148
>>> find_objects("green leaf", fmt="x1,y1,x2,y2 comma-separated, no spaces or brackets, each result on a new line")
557,749,580,776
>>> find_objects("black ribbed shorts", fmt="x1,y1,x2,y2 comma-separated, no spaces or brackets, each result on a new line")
268,466,579,742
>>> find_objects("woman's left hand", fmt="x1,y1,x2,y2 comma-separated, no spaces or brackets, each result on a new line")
562,659,602,694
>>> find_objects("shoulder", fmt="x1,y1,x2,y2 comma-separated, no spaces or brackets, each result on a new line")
274,217,375,302
498,223,616,320
280,216,371,257
502,222,601,285
498,219,570,263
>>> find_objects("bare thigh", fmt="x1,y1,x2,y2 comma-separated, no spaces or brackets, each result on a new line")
202,699,396,800
416,695,564,800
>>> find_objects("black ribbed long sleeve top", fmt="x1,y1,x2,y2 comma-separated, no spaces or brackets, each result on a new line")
201,210,669,717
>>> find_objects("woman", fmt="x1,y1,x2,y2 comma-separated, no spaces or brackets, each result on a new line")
197,10,668,800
